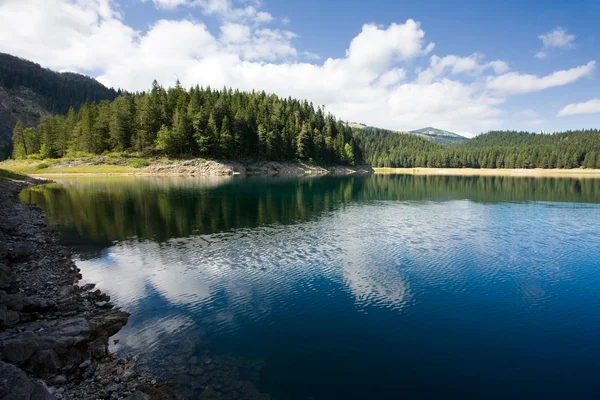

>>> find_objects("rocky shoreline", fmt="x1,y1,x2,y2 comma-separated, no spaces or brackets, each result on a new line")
144,160,374,176
0,178,178,400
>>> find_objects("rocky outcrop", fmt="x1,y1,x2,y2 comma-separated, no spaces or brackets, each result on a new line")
144,159,373,176
0,178,177,399
144,160,246,176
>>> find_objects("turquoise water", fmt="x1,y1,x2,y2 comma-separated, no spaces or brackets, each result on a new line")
21,175,600,399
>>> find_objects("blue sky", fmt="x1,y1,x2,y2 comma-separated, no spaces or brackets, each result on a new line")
0,0,598,136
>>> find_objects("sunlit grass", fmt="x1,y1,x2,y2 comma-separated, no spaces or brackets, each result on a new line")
0,168,28,180
0,160,139,175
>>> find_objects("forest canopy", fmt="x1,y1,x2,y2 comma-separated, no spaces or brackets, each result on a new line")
8,77,600,169
354,127,600,169
11,80,361,165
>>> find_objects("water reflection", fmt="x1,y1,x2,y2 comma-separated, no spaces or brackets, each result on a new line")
19,175,600,399
20,175,600,248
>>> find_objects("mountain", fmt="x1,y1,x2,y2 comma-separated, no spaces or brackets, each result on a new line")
0,53,119,160
409,127,468,144
349,123,467,144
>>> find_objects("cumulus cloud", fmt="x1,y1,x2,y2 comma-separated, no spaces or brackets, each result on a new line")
558,99,600,117
486,61,595,95
0,0,596,135
345,20,434,75
535,27,576,59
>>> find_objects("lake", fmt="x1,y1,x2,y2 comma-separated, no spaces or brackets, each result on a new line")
20,174,600,399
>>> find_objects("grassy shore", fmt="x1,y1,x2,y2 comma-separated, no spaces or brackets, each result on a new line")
375,167,600,178
0,168,28,180
0,159,142,175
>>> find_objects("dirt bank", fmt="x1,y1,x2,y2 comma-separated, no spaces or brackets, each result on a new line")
0,178,177,400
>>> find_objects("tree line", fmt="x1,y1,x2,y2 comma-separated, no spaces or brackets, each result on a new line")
354,127,600,169
11,80,361,165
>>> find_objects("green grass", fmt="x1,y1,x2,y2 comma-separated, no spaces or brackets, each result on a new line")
0,168,28,180
130,159,151,169
0,159,141,175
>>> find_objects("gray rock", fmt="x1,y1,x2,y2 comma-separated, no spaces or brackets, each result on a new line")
107,383,121,392
81,364,95,379
9,242,36,260
1,331,39,363
128,392,151,400
0,264,12,289
0,361,53,400
78,359,92,369
53,375,67,384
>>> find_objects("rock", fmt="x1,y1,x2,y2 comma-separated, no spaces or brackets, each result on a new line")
79,359,92,369
0,306,20,326
1,331,39,363
0,242,9,260
9,242,36,260
94,301,114,308
128,392,151,400
53,375,67,384
107,383,121,392
81,364,95,379
0,264,12,289
0,361,53,400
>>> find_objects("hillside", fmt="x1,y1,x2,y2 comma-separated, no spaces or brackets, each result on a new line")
354,128,600,168
348,122,467,144
409,127,468,144
0,53,119,160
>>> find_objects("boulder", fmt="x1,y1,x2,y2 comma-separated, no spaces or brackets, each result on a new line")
0,361,53,400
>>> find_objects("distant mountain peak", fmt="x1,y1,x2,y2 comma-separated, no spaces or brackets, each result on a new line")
409,127,468,144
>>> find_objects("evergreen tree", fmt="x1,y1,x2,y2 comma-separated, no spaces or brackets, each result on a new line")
11,120,26,159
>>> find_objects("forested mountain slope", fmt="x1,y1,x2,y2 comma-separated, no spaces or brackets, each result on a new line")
0,53,119,159
354,128,600,169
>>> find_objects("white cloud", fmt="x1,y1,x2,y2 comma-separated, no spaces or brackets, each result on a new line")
0,0,596,135
417,53,509,84
486,61,596,95
535,27,576,59
345,20,434,74
219,22,250,43
558,99,600,117
146,0,274,24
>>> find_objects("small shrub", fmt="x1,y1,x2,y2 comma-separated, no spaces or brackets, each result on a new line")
130,159,150,169
36,162,50,169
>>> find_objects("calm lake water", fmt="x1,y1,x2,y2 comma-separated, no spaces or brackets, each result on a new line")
20,174,600,399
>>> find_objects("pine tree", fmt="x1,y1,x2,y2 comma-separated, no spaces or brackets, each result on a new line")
11,120,26,159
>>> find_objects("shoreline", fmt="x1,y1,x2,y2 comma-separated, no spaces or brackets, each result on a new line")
0,178,177,399
1,159,375,177
374,167,600,178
